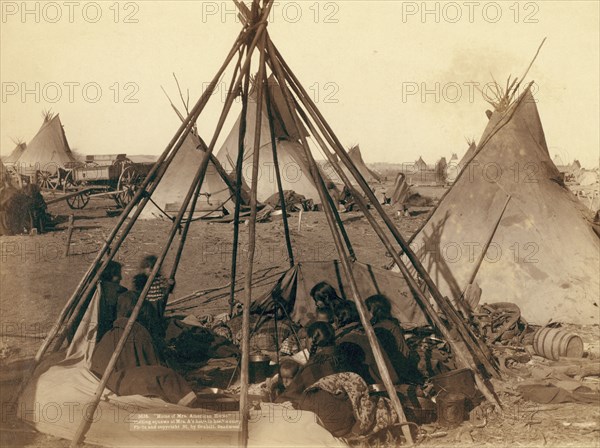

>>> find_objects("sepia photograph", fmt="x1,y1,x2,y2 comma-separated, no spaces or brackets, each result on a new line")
0,1,599,447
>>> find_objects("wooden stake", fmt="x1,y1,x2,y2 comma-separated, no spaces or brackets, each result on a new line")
64,214,74,257
230,48,252,318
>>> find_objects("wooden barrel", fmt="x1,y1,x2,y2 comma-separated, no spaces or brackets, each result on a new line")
533,327,584,361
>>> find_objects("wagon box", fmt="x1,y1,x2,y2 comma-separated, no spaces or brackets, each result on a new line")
71,165,121,182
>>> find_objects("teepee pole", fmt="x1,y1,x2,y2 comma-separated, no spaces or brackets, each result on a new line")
69,18,271,447
292,95,501,406
230,51,252,318
276,47,501,388
265,37,415,445
16,32,247,403
263,73,294,267
240,31,267,448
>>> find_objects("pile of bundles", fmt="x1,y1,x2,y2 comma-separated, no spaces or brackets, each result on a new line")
256,190,314,222
263,190,312,212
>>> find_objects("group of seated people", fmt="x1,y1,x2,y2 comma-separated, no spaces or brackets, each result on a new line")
89,263,421,437
266,282,423,437
90,256,200,407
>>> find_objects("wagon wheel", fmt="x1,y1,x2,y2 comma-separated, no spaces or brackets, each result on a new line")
63,171,90,209
62,170,80,193
116,165,143,208
36,170,61,190
66,191,91,210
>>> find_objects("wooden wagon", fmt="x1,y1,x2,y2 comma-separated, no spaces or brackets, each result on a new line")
59,154,153,209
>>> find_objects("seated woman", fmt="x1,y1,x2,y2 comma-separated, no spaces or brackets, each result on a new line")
365,294,422,384
334,301,400,385
310,282,345,315
276,322,345,402
91,292,196,407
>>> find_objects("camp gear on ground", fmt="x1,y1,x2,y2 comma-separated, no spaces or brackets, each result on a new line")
532,327,584,361
436,391,467,427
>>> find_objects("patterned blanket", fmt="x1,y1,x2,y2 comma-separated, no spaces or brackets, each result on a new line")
306,372,399,435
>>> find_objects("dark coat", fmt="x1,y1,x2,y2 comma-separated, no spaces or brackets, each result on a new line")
96,281,127,342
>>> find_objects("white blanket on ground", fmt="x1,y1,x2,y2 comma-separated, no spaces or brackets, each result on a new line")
18,355,346,447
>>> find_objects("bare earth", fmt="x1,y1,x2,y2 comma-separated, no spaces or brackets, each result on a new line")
1,185,598,447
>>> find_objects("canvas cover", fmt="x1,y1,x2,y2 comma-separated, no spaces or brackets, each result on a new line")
347,145,381,183
552,154,566,169
388,172,410,206
138,132,237,219
577,170,599,187
18,284,346,447
404,88,600,325
16,115,77,174
216,83,323,204
320,146,382,189
446,147,471,185
251,260,429,329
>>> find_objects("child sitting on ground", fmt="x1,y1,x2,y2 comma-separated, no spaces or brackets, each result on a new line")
267,359,301,401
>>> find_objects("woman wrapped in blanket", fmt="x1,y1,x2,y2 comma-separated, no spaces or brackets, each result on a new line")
334,301,400,385
91,287,197,407
365,294,423,384
277,321,357,437
276,322,400,438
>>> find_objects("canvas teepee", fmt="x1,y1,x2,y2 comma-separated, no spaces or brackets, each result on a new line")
347,145,381,183
3,142,26,165
321,144,381,187
414,156,427,171
17,114,77,174
217,78,323,203
407,87,600,325
458,141,477,170
138,131,242,219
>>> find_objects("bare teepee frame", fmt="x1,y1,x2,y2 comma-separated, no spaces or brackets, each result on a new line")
16,1,502,446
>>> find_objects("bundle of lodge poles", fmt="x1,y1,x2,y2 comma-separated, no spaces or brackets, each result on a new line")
14,1,503,446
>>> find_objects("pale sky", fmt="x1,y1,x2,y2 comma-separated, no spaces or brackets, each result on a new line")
1,1,599,167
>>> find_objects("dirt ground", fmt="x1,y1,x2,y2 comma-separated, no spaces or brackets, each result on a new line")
1,185,598,447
